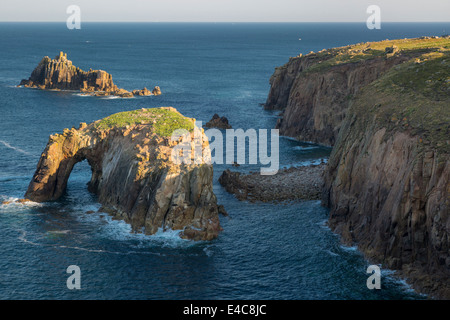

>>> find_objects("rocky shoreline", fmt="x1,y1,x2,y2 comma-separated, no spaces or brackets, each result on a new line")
219,164,326,203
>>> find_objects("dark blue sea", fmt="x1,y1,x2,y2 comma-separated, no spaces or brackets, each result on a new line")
0,22,448,300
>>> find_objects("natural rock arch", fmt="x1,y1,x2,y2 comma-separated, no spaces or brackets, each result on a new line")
25,108,221,241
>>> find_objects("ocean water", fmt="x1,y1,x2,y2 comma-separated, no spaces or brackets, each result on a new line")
0,22,448,300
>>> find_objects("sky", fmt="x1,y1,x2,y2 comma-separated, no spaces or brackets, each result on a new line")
0,0,449,22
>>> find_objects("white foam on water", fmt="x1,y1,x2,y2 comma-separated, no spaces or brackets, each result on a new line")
47,230,71,235
317,219,331,230
18,229,109,253
281,136,301,142
339,244,359,252
281,158,328,169
101,95,122,100
71,203,196,249
0,196,44,210
18,230,41,246
293,145,320,151
99,216,193,249
203,246,214,257
0,140,32,155
73,202,102,214
17,229,123,255
369,265,428,298
325,249,339,257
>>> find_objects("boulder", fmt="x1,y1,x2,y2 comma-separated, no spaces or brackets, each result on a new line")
152,86,162,96
132,87,152,96
204,114,232,129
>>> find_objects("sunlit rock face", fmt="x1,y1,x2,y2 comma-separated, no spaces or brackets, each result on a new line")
19,51,161,98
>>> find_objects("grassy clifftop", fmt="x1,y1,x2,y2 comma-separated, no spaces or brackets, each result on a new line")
350,48,449,154
94,107,195,137
290,36,450,74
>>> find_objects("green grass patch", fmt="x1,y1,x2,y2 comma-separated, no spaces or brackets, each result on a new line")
304,37,450,74
95,108,195,137
383,51,449,100
348,49,449,154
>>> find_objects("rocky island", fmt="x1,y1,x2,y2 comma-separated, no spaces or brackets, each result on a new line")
264,37,450,298
19,52,161,98
24,107,221,241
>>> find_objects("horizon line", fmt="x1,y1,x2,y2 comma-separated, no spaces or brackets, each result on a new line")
1,21,449,23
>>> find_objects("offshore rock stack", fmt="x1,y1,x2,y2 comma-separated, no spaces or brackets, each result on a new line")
25,107,221,241
19,51,162,98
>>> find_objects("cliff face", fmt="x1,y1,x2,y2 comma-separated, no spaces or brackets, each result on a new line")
25,107,221,241
267,37,450,298
265,42,429,146
20,52,161,98
324,127,449,297
322,46,450,297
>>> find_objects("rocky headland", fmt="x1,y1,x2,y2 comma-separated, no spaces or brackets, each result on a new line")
265,37,450,298
24,107,221,241
19,52,161,98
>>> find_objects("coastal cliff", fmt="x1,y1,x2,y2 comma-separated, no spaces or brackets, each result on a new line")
19,52,161,98
267,37,450,298
265,38,446,146
25,107,221,241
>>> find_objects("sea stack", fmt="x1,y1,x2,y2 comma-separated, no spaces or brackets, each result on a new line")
24,107,221,241
19,52,162,98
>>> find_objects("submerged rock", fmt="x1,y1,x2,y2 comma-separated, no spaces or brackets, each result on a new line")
25,107,221,241
204,114,232,129
19,51,161,98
